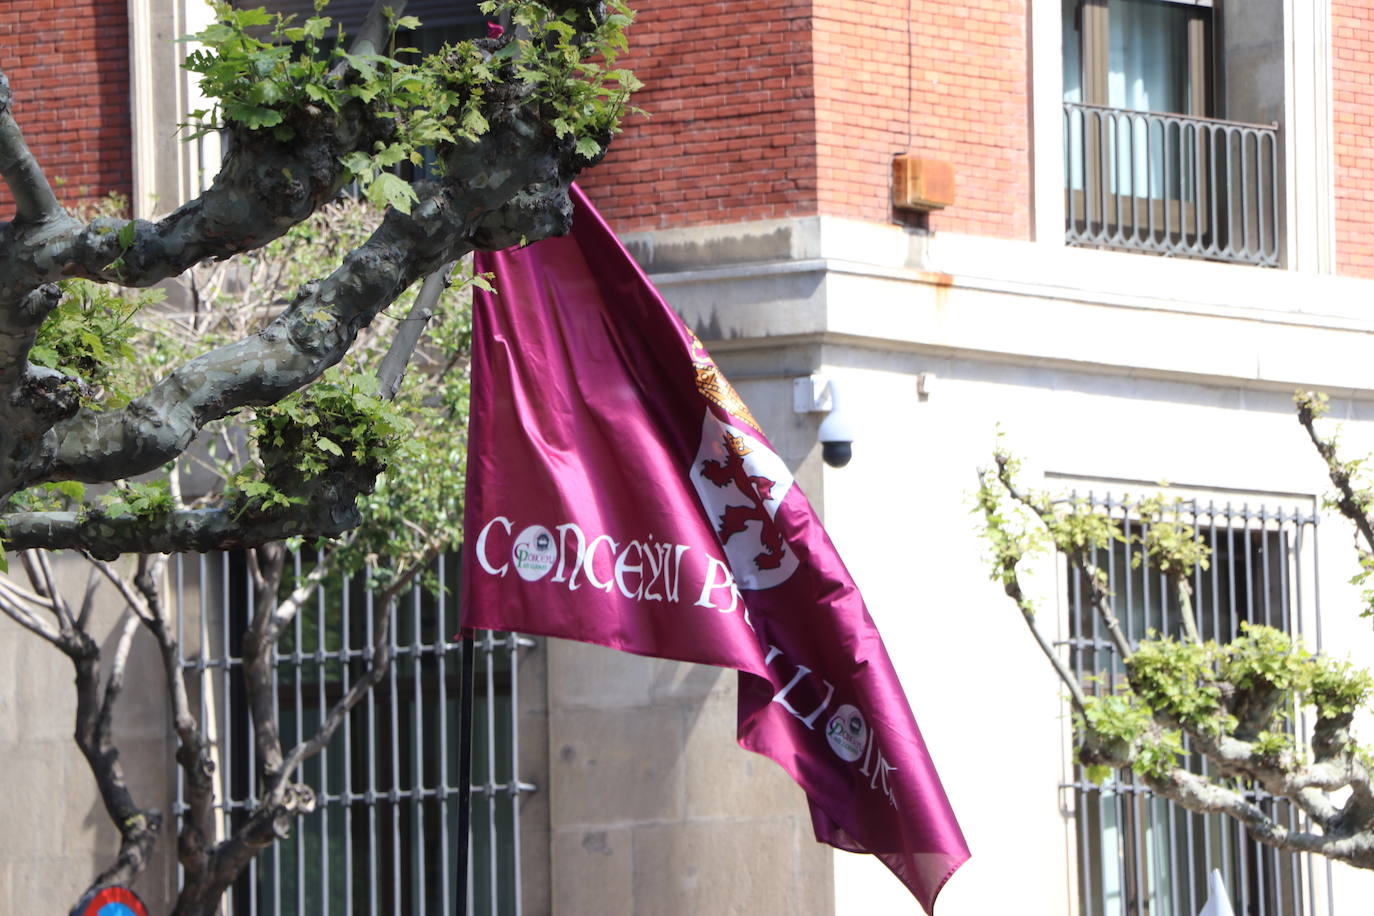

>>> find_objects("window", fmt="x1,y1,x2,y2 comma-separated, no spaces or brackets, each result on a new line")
174,551,534,915
1062,0,1281,266
1062,495,1318,916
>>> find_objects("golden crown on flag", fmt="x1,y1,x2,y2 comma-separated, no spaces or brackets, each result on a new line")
688,331,762,433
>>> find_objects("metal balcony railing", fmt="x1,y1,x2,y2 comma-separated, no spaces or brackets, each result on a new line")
1063,102,1281,267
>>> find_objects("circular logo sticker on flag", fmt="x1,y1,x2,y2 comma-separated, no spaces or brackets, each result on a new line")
826,704,868,762
76,886,149,916
511,525,557,581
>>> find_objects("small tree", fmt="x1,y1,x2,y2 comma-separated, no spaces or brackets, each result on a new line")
0,1,638,911
976,394,1374,872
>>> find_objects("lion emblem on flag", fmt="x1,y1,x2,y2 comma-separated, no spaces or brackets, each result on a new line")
690,414,798,590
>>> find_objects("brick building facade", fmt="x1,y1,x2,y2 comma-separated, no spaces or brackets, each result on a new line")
0,0,133,216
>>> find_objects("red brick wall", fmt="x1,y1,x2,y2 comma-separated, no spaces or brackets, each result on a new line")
578,0,819,234
584,0,1031,240
1334,2,1374,277
817,0,1029,237
0,0,132,219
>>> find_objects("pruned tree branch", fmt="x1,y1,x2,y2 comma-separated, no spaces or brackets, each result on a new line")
0,70,61,224
1148,766,1374,869
993,452,1134,659
1298,391,1374,553
983,423,1374,875
975,471,1087,715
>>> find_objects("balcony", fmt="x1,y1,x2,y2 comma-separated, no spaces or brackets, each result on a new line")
1063,102,1280,267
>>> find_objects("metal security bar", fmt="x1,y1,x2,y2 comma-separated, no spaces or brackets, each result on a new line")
172,551,534,915
1061,496,1319,916
1063,103,1281,267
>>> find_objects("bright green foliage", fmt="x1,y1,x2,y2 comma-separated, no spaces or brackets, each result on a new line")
192,198,472,590
1251,729,1296,763
1078,692,1183,782
1080,692,1151,751
1295,390,1374,617
254,372,411,480
1296,389,1331,421
973,467,1040,584
1044,496,1119,555
30,198,474,594
1353,552,1374,620
183,0,640,213
1220,623,1309,696
481,0,642,157
1127,636,1234,736
30,279,161,408
182,3,340,138
1134,730,1185,781
96,481,175,521
1135,495,1210,578
1307,655,1374,720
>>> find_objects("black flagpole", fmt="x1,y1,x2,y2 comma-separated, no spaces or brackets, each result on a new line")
456,629,476,916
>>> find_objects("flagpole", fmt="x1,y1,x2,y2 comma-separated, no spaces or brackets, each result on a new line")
456,630,476,916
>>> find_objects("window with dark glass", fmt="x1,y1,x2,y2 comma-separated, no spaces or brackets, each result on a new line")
1061,0,1281,267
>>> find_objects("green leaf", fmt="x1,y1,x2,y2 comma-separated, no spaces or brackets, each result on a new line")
368,172,419,214
574,136,602,159
372,143,408,168
460,106,489,137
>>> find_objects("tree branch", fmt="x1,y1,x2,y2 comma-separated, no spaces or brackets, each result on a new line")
0,32,583,508
242,544,288,782
124,553,220,892
0,578,62,645
1298,393,1374,554
5,491,365,558
75,610,164,895
378,261,453,399
1149,765,1374,868
0,68,61,223
994,454,1134,659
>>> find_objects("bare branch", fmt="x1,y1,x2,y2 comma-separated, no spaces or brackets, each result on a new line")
75,565,101,629
378,261,454,399
243,544,289,781
29,548,75,633
278,539,442,778
0,583,62,645
125,553,219,887
81,554,157,625
71,608,165,894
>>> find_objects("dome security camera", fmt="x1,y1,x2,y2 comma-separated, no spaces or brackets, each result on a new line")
817,380,854,468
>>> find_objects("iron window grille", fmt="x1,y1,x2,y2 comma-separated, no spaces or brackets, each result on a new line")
173,551,535,915
1060,494,1322,916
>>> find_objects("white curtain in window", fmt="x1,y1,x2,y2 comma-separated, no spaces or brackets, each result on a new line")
1108,0,1190,199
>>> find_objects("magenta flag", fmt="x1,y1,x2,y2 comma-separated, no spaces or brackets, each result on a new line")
462,186,969,911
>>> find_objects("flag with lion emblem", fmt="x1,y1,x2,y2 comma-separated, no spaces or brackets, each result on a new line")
462,185,969,912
